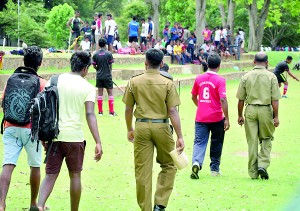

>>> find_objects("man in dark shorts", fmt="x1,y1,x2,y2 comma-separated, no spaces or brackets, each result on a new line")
34,51,103,211
273,56,299,98
91,13,98,51
67,11,84,51
128,16,139,44
92,38,117,116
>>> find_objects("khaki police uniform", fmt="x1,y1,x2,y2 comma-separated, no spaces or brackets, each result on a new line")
236,66,281,178
122,69,180,211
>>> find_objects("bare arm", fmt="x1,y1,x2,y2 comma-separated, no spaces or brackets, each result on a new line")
192,94,198,107
237,100,244,126
85,101,103,161
168,106,184,153
272,100,279,127
125,105,134,142
287,70,299,81
220,98,230,131
66,18,72,29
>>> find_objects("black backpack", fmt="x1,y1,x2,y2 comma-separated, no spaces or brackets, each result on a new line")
1,66,40,134
30,75,60,143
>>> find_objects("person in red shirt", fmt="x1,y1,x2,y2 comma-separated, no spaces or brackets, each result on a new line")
190,53,230,179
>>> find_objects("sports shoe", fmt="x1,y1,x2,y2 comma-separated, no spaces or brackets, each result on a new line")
153,205,165,211
258,167,269,180
98,112,103,116
190,163,200,179
282,95,287,98
211,171,221,177
109,112,117,116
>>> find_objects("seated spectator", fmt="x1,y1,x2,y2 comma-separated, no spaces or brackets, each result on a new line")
154,39,167,54
166,40,174,56
172,39,183,64
113,36,122,52
182,45,192,64
79,36,91,51
219,42,230,61
197,48,208,72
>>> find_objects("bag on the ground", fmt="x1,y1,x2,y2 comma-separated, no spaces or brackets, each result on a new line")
30,75,60,143
1,66,40,134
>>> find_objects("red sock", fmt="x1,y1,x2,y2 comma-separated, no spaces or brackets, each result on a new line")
283,85,288,95
108,96,114,113
97,96,103,113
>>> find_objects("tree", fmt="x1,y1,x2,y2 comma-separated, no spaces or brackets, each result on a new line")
45,3,74,48
146,0,160,39
247,0,271,51
195,0,206,44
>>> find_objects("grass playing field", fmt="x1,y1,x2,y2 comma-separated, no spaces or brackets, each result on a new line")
0,70,299,210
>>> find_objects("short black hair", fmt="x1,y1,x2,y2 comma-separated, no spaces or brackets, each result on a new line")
148,16,152,20
98,38,107,47
98,13,102,18
160,63,169,72
146,49,164,68
23,46,43,71
107,13,112,17
141,18,145,21
132,16,137,20
70,51,91,72
207,53,221,69
254,52,268,62
287,56,293,60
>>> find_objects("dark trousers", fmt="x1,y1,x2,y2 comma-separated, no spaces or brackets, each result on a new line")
192,120,225,172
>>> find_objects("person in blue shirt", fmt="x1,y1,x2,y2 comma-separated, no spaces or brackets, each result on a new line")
81,21,92,42
128,16,139,44
170,22,179,41
187,32,197,61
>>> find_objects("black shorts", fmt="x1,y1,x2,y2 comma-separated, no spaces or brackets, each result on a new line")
140,36,147,45
96,78,113,89
275,73,287,83
72,31,81,39
91,34,96,44
129,36,138,43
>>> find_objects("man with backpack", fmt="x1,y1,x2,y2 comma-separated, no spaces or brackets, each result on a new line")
0,46,47,210
34,51,103,211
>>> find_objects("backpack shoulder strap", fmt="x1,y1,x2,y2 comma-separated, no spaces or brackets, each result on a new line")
14,66,38,76
50,74,59,86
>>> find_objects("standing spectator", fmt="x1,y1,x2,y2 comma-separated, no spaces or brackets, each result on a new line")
273,56,299,98
190,53,230,179
170,22,179,41
140,18,149,51
128,16,139,44
221,26,227,47
81,21,92,42
163,25,169,44
187,32,197,61
234,31,242,60
238,28,245,53
94,13,103,51
104,14,117,52
226,25,232,55
202,25,212,43
91,13,98,51
178,22,184,41
183,26,191,42
67,11,84,51
147,17,154,48
236,52,281,180
214,26,221,50
92,38,116,116
0,46,47,211
34,51,103,211
210,27,216,43
122,48,184,211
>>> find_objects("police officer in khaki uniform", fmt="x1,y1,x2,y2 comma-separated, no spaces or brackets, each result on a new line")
122,49,184,211
236,52,281,180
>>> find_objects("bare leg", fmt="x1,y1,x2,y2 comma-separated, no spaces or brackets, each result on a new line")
37,174,59,211
0,164,15,211
69,172,81,211
30,167,40,207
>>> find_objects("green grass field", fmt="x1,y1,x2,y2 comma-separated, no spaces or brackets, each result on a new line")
0,71,300,210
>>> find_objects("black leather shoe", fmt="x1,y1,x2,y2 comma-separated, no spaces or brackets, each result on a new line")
258,167,269,180
153,205,165,211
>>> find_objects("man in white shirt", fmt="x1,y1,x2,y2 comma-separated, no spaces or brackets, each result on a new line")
239,28,245,53
214,26,221,49
140,18,149,52
104,14,117,52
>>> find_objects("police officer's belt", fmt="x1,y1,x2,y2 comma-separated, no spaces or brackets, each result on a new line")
136,118,169,123
248,104,270,106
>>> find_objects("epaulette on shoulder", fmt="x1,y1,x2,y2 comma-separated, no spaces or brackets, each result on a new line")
160,71,173,81
131,73,144,78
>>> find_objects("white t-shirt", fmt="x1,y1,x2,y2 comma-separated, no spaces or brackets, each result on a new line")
105,19,117,36
214,29,221,41
113,40,122,49
80,40,90,51
239,31,245,40
141,23,149,37
47,73,96,142
166,45,173,54
221,29,227,39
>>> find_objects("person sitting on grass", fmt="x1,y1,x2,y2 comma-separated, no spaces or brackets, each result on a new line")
78,35,91,51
